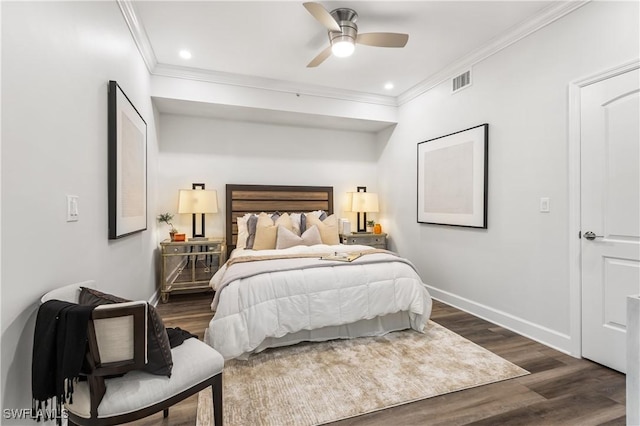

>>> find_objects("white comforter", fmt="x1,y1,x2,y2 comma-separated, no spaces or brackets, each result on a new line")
205,244,432,359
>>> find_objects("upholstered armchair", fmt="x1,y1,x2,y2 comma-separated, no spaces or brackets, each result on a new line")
39,281,223,425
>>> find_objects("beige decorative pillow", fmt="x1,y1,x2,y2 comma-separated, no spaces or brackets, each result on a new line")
276,225,322,249
305,213,339,245
253,213,293,250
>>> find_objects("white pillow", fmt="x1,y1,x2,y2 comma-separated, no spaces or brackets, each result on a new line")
276,225,322,249
290,213,302,235
236,213,254,250
306,210,326,219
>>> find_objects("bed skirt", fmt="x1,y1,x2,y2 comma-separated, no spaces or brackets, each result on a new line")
204,310,412,360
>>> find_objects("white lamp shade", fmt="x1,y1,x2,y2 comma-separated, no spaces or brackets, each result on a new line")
350,192,379,213
178,189,218,214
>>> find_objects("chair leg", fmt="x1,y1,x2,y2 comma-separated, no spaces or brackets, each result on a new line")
212,373,223,426
163,408,169,418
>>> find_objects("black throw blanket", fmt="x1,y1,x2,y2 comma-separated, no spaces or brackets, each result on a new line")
32,300,95,423
166,327,198,348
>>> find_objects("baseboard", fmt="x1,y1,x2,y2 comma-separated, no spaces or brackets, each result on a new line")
148,289,160,307
427,285,574,356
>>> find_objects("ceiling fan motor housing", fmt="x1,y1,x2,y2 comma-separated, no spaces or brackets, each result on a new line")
328,8,358,46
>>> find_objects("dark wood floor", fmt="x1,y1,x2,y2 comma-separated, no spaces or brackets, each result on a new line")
129,293,626,426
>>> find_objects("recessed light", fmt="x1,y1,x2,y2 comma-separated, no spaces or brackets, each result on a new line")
384,82,394,90
179,50,192,60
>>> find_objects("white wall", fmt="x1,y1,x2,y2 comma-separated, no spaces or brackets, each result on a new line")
1,1,160,419
157,114,383,238
379,0,639,353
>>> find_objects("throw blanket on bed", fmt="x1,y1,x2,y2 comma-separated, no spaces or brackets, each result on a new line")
225,248,390,267
206,247,431,359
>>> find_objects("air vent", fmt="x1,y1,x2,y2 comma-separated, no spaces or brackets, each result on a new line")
452,70,472,93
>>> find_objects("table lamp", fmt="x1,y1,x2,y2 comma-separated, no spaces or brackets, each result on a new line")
178,183,218,240
349,188,379,233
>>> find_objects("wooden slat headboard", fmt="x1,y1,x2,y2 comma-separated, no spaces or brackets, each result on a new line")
226,184,334,252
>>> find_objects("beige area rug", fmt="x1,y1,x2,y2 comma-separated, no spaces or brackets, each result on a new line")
196,321,528,426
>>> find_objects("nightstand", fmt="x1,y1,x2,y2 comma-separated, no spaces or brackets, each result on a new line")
341,233,387,249
159,238,226,303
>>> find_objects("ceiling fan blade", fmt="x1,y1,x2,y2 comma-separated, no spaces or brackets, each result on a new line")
303,2,341,32
307,46,332,68
356,33,409,48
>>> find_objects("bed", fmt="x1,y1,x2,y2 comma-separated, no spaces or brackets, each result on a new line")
203,184,432,360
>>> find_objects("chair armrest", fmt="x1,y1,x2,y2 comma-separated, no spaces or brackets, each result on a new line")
40,280,97,304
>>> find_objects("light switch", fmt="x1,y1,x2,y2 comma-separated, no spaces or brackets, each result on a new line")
539,197,550,213
67,195,79,222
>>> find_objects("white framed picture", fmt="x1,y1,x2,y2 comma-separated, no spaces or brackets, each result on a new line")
108,80,147,239
417,124,488,228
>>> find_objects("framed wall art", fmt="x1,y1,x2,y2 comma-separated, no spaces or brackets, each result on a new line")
417,123,488,228
108,80,147,239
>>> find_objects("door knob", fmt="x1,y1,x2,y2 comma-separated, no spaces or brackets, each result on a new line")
583,231,603,240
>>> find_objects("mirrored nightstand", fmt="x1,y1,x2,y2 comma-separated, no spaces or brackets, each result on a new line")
159,238,226,302
341,233,387,249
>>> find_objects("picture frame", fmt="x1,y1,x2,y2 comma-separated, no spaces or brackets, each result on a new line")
108,80,147,239
417,124,488,228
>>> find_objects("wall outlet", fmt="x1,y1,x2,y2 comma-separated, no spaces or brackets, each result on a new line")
67,195,79,222
540,197,550,213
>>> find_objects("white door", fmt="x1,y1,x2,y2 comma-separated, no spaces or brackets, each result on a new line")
581,68,640,373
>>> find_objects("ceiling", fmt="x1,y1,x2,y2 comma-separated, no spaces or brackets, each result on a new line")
127,1,584,130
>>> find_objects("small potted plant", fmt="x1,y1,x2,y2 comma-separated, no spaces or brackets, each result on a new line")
157,213,178,241
366,220,376,233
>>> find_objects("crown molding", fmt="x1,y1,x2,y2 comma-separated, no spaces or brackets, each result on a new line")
152,63,398,107
117,0,157,72
117,0,394,107
397,0,590,105
118,0,588,108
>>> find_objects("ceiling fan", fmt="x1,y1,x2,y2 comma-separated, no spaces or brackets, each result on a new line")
303,2,409,68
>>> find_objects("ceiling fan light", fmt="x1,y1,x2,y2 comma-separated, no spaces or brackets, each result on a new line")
331,40,355,58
